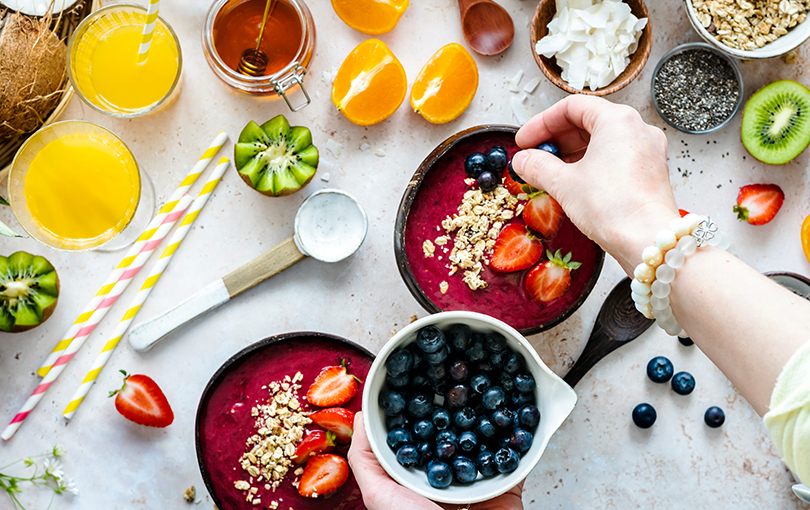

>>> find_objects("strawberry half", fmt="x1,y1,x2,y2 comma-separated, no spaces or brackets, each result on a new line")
298,454,349,498
309,408,355,443
733,184,784,225
293,430,336,463
109,371,174,428
502,169,538,197
523,190,564,238
525,249,582,303
306,361,361,407
490,224,544,272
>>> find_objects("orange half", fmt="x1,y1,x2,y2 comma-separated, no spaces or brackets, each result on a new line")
332,39,407,126
410,43,479,124
331,0,409,35
802,213,810,264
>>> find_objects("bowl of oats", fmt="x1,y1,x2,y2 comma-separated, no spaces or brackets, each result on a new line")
394,125,604,336
684,0,810,58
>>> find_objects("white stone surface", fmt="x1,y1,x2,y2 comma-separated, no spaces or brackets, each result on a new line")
1,0,809,508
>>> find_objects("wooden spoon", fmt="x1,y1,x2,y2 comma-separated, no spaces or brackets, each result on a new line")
563,278,654,387
458,0,514,56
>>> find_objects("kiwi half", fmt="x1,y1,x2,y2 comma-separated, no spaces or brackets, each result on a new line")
741,80,810,165
234,115,319,197
0,251,59,333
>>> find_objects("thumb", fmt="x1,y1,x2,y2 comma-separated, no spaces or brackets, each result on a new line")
511,148,567,196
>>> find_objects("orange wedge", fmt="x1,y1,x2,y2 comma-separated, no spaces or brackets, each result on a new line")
331,0,409,35
411,43,479,124
332,39,407,126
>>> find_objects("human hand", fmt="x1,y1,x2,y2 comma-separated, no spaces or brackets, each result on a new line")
347,412,524,510
511,95,679,275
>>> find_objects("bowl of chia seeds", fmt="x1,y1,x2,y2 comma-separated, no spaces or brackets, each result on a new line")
651,42,743,134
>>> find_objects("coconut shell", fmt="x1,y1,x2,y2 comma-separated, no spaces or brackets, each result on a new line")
0,11,67,141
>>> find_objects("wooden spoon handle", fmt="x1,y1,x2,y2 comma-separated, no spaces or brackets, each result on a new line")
563,323,629,388
457,0,479,17
222,235,307,298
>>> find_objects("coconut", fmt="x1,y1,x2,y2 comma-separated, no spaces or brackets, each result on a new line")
0,10,67,141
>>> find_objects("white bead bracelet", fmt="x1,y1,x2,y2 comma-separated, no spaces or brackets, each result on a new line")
631,214,735,337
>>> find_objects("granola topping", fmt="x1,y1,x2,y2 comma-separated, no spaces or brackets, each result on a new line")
692,0,808,50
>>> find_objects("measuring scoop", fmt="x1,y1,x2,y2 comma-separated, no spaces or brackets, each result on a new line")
128,189,368,352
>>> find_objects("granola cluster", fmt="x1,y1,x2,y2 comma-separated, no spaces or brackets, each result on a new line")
692,0,809,50
233,372,311,507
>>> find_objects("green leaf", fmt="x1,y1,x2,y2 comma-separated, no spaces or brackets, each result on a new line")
0,219,22,238
0,195,8,206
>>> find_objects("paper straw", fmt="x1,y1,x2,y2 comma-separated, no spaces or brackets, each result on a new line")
136,0,161,65
63,158,231,420
36,131,229,378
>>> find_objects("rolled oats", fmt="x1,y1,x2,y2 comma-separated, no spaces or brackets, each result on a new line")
692,0,810,50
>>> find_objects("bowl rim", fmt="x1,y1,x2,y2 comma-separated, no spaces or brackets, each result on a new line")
361,311,578,504
393,124,605,336
194,331,375,510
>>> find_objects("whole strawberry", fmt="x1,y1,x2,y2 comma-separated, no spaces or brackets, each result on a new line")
734,184,784,225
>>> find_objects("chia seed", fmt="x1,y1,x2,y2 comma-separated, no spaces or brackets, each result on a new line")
653,49,740,133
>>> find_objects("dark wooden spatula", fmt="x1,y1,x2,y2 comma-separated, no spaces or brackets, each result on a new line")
563,277,655,387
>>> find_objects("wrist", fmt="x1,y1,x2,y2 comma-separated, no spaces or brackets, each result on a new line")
611,204,680,276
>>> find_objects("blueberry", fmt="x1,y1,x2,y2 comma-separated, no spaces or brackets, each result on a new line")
704,406,725,428
464,153,488,179
492,408,515,429
459,431,478,452
436,441,457,462
386,349,414,377
452,456,478,484
478,442,490,453
484,332,507,352
446,384,471,408
477,171,498,193
435,429,458,447
486,146,509,172
646,356,674,383
508,161,526,185
414,419,436,441
482,386,506,410
536,142,561,158
449,359,470,382
518,405,541,429
454,407,477,430
499,371,515,391
396,444,420,468
504,353,525,375
477,450,498,477
432,409,452,431
387,428,414,450
447,324,472,352
475,416,497,439
632,403,657,428
476,359,495,373
425,363,447,383
489,350,506,368
386,372,410,389
470,374,491,394
509,428,533,453
416,442,435,466
671,372,695,395
411,372,430,388
431,380,449,396
466,334,487,361
426,460,453,488
508,391,533,410
495,447,520,473
679,336,695,346
379,389,406,416
416,326,447,354
424,345,450,366
386,413,409,430
514,373,535,393
494,436,511,450
407,393,433,419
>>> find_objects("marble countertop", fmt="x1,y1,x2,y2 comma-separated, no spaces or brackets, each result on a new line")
2,0,810,508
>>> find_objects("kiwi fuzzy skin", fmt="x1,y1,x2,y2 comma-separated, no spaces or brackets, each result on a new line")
236,171,315,197
5,268,59,334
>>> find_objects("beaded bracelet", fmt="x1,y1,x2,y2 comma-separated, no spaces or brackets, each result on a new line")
630,214,735,337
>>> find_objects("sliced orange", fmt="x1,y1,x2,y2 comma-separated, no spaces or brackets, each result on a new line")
331,0,409,35
331,39,407,126
410,43,479,124
802,213,810,264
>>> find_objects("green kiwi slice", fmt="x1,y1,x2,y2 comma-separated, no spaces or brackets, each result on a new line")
741,80,810,165
0,251,60,333
234,115,319,197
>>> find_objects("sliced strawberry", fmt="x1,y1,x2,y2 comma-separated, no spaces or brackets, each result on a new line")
733,184,784,225
298,454,349,498
109,371,174,428
306,361,361,407
679,209,690,218
309,408,355,443
525,249,582,303
490,224,544,272
503,168,537,197
293,430,336,463
523,191,564,238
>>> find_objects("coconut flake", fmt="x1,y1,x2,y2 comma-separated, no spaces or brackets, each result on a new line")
0,0,79,16
375,149,387,158
326,139,342,157
359,143,371,152
510,96,532,125
524,77,541,94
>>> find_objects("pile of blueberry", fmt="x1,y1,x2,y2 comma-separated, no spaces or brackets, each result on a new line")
464,147,508,193
380,324,540,488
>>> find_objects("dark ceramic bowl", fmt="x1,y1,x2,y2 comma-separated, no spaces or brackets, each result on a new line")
394,125,604,336
195,332,374,510
765,271,810,301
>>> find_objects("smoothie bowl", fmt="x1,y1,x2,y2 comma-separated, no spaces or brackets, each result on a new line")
395,125,604,335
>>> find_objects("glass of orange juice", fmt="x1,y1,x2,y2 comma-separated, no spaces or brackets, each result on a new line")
8,121,153,252
67,4,182,117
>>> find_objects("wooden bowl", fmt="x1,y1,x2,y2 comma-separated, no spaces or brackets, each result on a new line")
529,0,653,96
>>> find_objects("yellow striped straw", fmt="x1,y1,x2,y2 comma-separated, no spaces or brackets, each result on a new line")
136,0,161,65
36,131,229,378
63,157,231,420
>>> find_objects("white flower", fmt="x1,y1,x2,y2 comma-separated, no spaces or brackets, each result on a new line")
58,476,79,496
52,445,66,458
43,458,64,482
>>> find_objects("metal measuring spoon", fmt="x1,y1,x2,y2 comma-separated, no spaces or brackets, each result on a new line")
128,189,368,352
